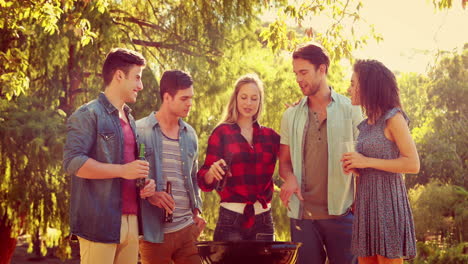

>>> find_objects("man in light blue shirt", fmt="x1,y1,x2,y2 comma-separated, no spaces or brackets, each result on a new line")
137,70,205,264
279,43,362,264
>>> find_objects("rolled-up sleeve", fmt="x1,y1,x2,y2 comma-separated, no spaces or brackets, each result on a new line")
197,128,223,192
280,109,291,146
63,108,96,176
191,133,203,211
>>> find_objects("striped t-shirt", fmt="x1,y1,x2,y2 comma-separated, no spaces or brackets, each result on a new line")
161,133,194,234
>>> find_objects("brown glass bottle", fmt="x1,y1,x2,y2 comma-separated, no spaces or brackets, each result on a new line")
215,155,231,192
163,181,173,223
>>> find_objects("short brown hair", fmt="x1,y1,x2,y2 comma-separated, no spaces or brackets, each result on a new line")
353,59,401,123
293,43,330,73
102,48,146,86
159,70,193,101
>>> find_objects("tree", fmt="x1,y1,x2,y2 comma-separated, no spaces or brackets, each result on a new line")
0,0,271,261
260,0,383,61
431,0,468,10
409,180,467,244
399,46,467,189
0,0,381,262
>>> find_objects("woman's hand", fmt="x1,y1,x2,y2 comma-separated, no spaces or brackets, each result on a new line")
341,152,369,171
204,159,229,184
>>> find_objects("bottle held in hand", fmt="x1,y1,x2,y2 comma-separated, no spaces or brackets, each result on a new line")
163,181,173,223
215,156,231,192
136,143,146,189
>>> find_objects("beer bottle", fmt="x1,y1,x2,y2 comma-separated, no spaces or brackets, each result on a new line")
215,164,229,192
136,143,146,189
215,155,231,192
163,181,173,223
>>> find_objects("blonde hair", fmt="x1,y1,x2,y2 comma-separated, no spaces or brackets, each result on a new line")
220,73,265,124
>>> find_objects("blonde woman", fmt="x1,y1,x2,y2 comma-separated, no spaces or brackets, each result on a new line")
197,73,280,241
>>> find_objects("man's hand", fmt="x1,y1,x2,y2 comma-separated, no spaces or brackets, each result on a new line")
140,179,156,199
193,209,206,237
148,192,175,213
279,176,304,209
121,160,149,180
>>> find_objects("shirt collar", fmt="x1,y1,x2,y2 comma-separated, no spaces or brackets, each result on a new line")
229,121,261,137
298,86,337,108
98,92,132,114
147,111,187,130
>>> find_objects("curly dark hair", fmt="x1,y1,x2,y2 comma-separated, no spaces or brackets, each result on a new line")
353,59,401,123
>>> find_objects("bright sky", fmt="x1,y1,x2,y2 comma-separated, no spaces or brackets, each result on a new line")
262,0,468,73
354,0,468,73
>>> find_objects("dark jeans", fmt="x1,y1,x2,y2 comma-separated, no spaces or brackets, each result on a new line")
213,207,274,241
290,212,357,264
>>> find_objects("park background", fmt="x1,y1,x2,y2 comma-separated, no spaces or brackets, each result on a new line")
0,0,466,263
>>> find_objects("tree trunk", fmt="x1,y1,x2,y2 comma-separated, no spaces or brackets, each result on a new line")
0,217,17,264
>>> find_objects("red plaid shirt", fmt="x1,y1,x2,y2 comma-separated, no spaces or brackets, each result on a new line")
198,122,280,227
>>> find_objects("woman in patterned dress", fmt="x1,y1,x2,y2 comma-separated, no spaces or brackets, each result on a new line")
341,59,420,264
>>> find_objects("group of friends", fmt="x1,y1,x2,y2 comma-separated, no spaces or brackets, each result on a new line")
63,42,420,264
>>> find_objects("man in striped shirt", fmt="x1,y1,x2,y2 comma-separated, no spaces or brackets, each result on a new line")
137,70,205,264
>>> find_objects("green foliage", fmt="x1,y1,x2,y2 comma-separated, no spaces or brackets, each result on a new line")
4,0,465,261
408,181,467,243
0,96,68,254
408,241,468,264
398,46,468,189
431,0,468,10
260,0,383,61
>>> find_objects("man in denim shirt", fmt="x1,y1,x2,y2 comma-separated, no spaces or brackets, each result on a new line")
137,70,205,264
279,43,362,264
63,48,156,264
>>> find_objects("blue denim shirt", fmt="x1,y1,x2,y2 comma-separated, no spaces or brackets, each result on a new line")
136,112,202,243
63,93,138,243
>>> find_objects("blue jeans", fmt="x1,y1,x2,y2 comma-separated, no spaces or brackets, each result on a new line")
213,207,274,241
290,212,357,264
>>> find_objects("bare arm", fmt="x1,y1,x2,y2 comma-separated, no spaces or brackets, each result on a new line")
279,144,303,208
76,158,149,179
279,145,295,181
342,113,420,174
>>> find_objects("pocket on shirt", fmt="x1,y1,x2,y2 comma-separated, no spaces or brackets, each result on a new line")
99,131,116,141
96,130,118,162
332,118,353,141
